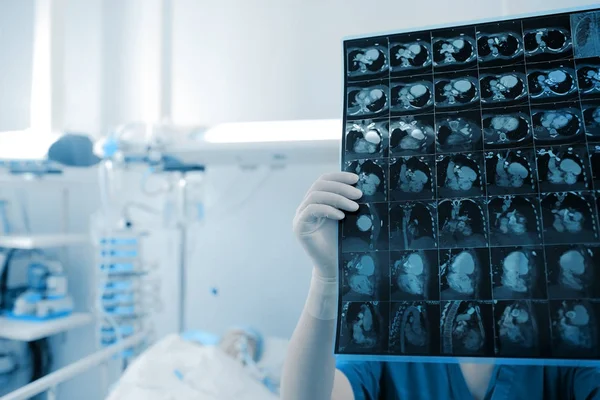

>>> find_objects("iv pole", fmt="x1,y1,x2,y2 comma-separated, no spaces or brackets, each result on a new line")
158,0,190,334
175,174,187,333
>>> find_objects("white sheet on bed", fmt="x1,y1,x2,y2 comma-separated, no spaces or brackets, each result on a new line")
106,334,281,400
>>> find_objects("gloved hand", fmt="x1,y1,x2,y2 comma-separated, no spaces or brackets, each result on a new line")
293,172,362,278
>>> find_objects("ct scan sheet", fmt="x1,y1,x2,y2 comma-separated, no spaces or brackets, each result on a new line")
337,8,600,362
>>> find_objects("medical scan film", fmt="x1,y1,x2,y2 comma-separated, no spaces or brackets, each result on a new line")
337,8,600,362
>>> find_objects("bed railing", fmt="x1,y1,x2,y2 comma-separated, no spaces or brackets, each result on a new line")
0,332,147,400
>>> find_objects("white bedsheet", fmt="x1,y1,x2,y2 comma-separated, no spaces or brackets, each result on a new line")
106,334,282,400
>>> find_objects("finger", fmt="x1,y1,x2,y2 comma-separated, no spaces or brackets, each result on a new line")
300,203,345,221
318,172,359,185
298,191,359,215
309,180,362,200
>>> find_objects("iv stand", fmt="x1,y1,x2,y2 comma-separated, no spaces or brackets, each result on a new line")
176,172,188,333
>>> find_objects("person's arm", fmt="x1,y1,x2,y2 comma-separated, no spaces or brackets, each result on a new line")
281,172,381,400
281,272,384,400
280,270,356,400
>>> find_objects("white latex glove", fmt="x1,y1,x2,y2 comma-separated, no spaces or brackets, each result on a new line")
282,174,360,400
293,172,362,278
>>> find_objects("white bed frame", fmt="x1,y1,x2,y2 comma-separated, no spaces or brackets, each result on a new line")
0,332,147,400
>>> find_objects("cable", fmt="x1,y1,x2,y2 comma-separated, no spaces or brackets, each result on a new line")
205,168,273,223
29,339,51,382
0,200,11,234
122,202,161,224
184,168,273,268
140,168,172,197
98,161,112,214
201,170,243,211
0,249,17,312
15,190,31,234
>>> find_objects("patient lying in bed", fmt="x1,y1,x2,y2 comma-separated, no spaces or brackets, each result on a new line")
106,327,287,400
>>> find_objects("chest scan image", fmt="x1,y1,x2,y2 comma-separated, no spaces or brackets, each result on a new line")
503,251,530,292
351,127,382,155
390,117,436,153
578,65,600,96
351,48,386,74
357,172,381,196
446,160,478,191
552,207,584,233
492,115,520,132
352,304,377,347
498,209,528,235
438,78,478,106
547,155,582,185
348,254,376,296
349,86,387,116
440,199,487,248
396,253,426,296
447,303,486,354
536,110,581,140
399,163,429,193
357,214,373,232
495,156,529,188
478,32,522,60
395,82,432,109
393,41,431,69
485,74,525,101
484,113,532,146
446,251,476,296
434,36,476,65
558,250,586,291
524,28,570,55
497,301,538,353
555,301,596,353
530,69,575,98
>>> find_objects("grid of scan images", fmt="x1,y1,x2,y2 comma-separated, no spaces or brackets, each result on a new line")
337,8,600,361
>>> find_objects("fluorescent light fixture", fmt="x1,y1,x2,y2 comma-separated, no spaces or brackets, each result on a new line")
0,129,61,160
202,119,341,143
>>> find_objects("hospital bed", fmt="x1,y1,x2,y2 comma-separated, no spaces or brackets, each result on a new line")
0,328,289,400
0,123,324,400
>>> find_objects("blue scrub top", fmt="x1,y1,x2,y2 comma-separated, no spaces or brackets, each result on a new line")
336,360,600,400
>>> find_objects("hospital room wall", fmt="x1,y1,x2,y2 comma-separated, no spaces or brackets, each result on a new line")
57,0,165,136
182,163,337,338
0,0,34,131
169,0,600,336
169,0,599,126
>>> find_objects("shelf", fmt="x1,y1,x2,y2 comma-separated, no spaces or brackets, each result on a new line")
0,313,93,341
0,167,97,187
0,234,89,249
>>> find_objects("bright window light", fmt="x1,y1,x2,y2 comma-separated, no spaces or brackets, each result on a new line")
29,0,51,133
0,0,56,161
202,119,341,143
0,129,61,160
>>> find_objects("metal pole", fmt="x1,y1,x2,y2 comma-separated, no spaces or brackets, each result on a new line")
179,224,186,333
60,187,69,274
47,386,57,400
177,173,187,333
